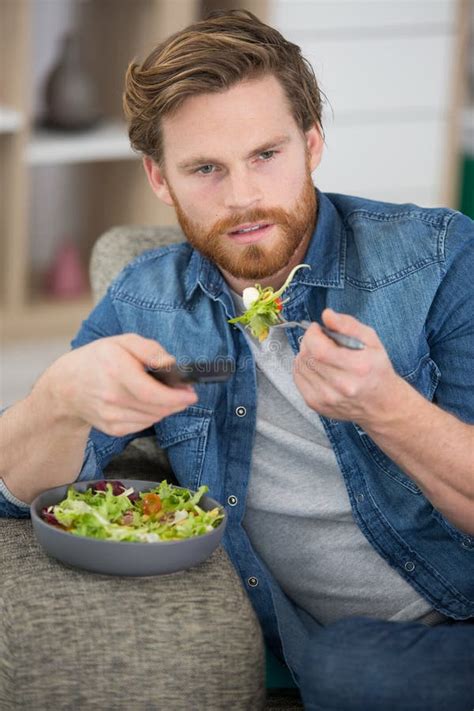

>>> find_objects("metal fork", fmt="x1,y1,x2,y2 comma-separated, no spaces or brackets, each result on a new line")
272,319,365,350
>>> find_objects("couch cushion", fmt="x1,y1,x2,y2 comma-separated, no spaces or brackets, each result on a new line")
0,518,265,710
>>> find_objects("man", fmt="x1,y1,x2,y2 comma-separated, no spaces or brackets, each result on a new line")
2,10,473,709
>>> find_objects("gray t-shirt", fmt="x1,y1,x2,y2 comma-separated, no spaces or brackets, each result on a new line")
230,289,439,625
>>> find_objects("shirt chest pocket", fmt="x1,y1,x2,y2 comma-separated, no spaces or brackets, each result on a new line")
354,354,441,494
154,406,213,492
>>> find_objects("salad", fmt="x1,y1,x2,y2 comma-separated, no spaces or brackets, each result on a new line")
227,263,310,341
40,479,224,543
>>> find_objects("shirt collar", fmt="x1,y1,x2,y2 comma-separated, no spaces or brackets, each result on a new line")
184,188,346,301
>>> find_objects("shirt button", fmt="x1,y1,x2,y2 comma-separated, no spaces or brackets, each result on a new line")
235,406,247,417
404,561,415,572
355,493,365,503
461,537,473,550
227,495,238,506
298,335,304,345
248,576,259,587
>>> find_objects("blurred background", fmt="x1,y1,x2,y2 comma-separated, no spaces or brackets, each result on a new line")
1,0,473,406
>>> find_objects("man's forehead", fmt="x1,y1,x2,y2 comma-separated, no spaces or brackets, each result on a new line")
161,75,297,162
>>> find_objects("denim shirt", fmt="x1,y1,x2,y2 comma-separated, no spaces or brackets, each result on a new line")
2,190,473,669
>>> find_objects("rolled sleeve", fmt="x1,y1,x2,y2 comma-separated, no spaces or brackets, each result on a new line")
427,212,474,423
0,478,31,518
0,406,30,517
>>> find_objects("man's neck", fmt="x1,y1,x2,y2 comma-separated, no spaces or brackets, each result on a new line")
220,225,314,295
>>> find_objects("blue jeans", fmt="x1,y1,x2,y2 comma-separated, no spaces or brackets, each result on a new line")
297,615,474,711
270,580,474,709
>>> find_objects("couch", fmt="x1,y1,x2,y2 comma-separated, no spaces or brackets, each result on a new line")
0,225,304,710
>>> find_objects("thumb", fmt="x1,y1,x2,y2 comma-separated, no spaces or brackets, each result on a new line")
116,333,176,370
321,309,379,347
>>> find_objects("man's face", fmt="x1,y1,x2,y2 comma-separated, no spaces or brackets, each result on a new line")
145,74,323,280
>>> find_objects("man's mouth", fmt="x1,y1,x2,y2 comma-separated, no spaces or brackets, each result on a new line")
228,223,273,243
229,222,270,235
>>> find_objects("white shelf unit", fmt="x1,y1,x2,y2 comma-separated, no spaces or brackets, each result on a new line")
0,106,24,134
26,121,136,165
0,0,204,342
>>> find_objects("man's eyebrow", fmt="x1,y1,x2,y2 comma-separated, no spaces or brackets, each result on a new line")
177,135,291,171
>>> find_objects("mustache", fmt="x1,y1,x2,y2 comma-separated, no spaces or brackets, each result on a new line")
210,207,291,237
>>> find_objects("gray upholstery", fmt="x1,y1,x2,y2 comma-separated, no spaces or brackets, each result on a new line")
90,224,185,303
0,519,264,710
0,225,267,710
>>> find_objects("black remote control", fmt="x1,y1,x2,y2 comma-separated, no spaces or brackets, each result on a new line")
147,359,235,386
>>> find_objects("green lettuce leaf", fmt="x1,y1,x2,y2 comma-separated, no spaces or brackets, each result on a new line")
228,263,310,341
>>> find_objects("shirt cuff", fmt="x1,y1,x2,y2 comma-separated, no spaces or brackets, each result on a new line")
0,478,31,510
0,437,98,513
0,407,31,513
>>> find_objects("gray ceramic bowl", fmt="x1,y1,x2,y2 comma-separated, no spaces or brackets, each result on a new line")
30,479,227,576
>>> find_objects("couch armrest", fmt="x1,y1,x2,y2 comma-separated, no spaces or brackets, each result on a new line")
0,518,265,710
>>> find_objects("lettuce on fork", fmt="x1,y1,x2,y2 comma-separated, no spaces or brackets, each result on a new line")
227,263,310,341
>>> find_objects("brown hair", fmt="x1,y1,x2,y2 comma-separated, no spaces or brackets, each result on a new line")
123,9,325,166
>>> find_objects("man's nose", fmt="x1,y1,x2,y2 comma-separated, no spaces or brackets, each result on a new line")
224,167,262,211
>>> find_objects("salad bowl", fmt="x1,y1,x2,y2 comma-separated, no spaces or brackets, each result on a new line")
30,479,227,576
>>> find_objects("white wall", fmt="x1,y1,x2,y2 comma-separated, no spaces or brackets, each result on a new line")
270,0,461,206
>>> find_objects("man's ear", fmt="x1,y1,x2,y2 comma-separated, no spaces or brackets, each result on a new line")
305,125,324,172
142,157,174,206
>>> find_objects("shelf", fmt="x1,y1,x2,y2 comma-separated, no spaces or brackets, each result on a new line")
26,121,137,165
0,106,24,134
0,0,202,342
1,296,94,342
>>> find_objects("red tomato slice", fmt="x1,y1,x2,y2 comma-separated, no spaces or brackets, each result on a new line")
142,493,162,517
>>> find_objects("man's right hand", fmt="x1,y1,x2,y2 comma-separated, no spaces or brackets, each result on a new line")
31,334,198,437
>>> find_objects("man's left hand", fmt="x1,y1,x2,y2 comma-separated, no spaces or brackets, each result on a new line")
293,308,402,426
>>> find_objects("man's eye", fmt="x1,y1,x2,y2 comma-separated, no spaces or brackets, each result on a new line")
196,164,215,175
259,150,276,161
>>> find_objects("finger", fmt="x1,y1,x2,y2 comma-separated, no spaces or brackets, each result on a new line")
295,361,339,395
103,391,196,421
294,351,325,384
296,356,332,384
321,309,379,348
122,365,197,411
122,391,196,420
117,333,176,370
95,415,162,438
293,358,337,410
104,401,190,427
300,323,368,372
111,342,197,409
92,396,195,435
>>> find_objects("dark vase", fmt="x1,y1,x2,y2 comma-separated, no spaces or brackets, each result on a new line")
42,32,102,132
